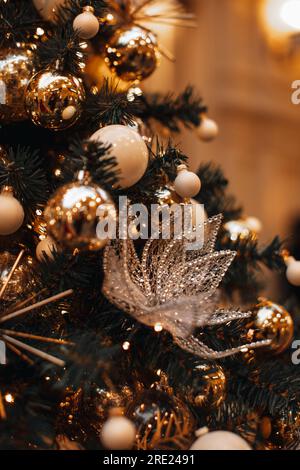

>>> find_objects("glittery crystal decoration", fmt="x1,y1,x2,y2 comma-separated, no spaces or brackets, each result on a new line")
102,215,271,359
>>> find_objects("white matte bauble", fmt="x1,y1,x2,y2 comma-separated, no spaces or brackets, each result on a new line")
190,430,251,451
0,187,24,235
90,125,149,188
197,117,219,142
73,7,99,40
36,236,57,262
33,0,67,21
286,259,300,287
100,416,136,450
174,169,201,198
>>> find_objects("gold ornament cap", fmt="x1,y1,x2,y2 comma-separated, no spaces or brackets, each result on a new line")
82,5,95,13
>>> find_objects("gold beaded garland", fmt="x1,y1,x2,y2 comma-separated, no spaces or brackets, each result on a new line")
0,45,35,122
105,25,159,82
25,69,85,130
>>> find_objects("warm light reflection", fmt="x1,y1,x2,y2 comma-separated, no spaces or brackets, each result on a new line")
263,0,300,35
280,0,300,29
261,0,300,54
4,393,14,404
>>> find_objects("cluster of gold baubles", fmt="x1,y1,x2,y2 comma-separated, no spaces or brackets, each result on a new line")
1,2,161,129
0,30,158,131
32,0,160,83
0,43,85,130
0,7,216,135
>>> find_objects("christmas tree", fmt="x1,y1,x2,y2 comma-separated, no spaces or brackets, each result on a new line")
0,0,299,452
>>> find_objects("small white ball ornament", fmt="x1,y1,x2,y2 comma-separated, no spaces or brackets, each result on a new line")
0,187,24,236
197,117,219,142
286,257,300,287
174,165,201,198
90,125,149,189
73,6,100,40
36,236,58,262
190,430,252,451
100,416,136,450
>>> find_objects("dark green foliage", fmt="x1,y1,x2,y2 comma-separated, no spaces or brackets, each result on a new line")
34,26,86,75
138,86,207,132
84,81,140,128
127,142,188,201
66,138,120,190
0,0,43,47
196,162,242,222
219,235,285,301
0,146,49,221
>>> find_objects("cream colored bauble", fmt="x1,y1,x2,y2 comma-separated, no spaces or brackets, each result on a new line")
174,166,201,198
0,187,24,235
190,430,251,451
73,7,99,40
197,117,219,142
286,259,300,287
36,236,57,262
33,0,67,22
90,125,149,188
100,416,136,450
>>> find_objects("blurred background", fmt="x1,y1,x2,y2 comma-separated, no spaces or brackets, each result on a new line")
146,0,300,245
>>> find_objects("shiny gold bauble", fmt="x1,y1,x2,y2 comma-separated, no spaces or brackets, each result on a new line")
190,363,226,408
44,173,116,251
25,69,85,130
126,390,195,450
253,299,294,355
105,26,159,82
0,251,35,302
0,45,35,122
